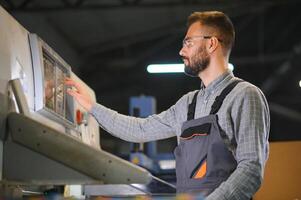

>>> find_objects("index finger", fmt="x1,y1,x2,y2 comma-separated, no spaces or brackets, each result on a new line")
64,78,83,93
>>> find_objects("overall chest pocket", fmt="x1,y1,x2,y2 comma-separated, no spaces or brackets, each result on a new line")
176,123,212,179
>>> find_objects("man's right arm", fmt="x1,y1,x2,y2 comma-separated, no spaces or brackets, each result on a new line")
65,78,191,143
89,103,180,143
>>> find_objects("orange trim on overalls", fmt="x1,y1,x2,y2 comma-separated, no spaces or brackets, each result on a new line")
193,160,207,179
180,133,208,140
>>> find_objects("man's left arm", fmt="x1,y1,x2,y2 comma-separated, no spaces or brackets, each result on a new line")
207,86,270,200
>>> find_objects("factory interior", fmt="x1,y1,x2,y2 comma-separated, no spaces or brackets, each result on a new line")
0,0,301,199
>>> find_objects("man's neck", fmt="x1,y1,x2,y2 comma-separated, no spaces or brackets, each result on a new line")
199,59,229,87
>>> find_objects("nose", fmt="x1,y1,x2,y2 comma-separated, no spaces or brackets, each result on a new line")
179,46,186,57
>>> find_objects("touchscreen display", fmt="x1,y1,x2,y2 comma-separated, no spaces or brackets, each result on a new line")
44,53,56,110
56,67,65,116
43,50,67,118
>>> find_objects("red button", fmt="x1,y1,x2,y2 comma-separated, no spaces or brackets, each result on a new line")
76,109,82,125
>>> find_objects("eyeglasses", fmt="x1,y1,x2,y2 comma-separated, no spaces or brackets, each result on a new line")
182,35,222,48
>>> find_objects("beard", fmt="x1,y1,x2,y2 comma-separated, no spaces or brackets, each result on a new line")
183,45,210,77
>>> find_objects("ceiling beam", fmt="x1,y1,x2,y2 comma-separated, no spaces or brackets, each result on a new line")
81,23,185,59
2,0,16,9
269,102,301,123
61,0,72,7
74,0,85,7
1,0,290,12
231,52,290,65
266,15,301,53
19,0,31,9
261,41,301,97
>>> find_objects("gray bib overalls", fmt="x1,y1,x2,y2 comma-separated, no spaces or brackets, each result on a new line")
174,80,242,196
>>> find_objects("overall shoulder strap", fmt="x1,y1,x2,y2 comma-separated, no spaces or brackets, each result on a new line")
210,79,243,115
211,79,244,155
187,91,199,120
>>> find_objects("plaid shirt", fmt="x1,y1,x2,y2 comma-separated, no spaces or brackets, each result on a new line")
90,70,270,200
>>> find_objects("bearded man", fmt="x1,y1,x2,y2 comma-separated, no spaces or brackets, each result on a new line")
66,11,270,200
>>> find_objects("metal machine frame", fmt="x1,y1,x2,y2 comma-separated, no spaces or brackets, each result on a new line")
0,5,154,198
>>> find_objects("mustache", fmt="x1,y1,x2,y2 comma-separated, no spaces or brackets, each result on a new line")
181,56,188,60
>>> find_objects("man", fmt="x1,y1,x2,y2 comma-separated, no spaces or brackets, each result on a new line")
66,11,270,199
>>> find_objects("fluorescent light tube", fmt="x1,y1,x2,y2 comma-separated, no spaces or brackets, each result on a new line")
147,63,234,73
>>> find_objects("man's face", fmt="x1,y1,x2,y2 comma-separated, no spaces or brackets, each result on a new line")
179,22,210,77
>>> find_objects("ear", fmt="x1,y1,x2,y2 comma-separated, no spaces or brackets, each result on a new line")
207,37,219,54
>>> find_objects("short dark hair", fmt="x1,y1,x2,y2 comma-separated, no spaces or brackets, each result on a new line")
187,11,235,56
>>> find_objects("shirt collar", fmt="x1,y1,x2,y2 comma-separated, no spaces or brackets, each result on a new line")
200,69,234,94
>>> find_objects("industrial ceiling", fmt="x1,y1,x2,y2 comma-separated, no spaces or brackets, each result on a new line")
1,0,301,152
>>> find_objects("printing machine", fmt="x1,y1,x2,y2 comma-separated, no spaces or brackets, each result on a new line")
0,5,157,198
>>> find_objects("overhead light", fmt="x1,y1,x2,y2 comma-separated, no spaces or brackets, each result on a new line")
299,80,301,88
147,63,234,73
147,64,184,73
228,63,234,71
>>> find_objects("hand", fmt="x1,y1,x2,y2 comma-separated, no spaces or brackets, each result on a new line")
65,77,94,112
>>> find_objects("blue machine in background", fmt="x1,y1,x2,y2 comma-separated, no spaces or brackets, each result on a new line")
129,96,176,182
